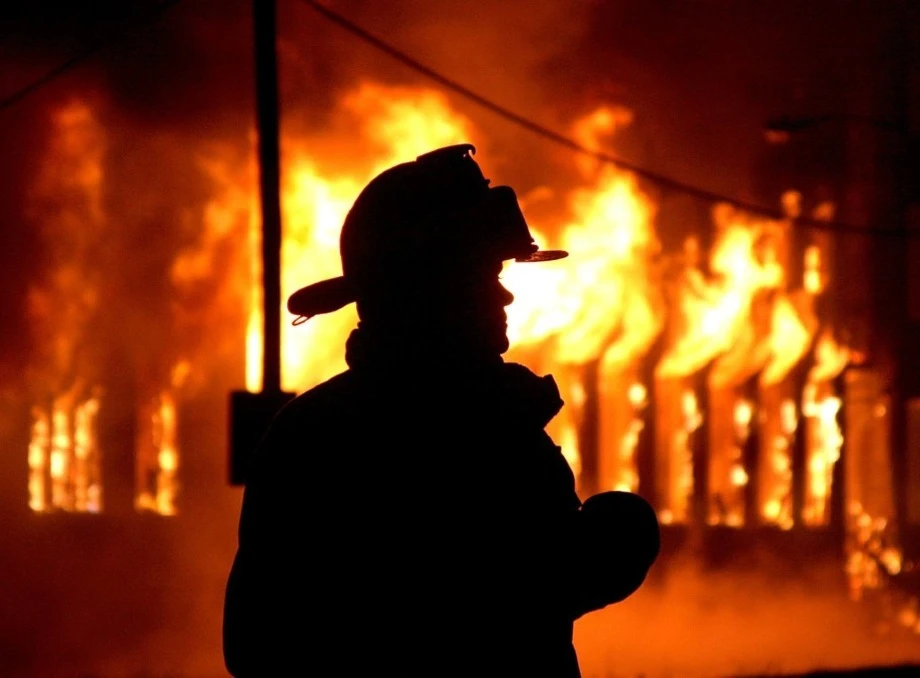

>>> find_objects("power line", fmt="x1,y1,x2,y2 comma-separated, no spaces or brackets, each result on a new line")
298,0,908,237
0,0,182,114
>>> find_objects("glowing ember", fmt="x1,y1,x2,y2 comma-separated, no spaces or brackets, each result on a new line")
730,464,749,488
845,502,903,604
803,245,824,294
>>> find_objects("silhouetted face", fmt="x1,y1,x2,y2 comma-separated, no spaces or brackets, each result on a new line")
358,256,515,362
431,258,515,358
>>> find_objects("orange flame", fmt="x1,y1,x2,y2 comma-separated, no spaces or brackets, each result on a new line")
257,84,476,394
239,89,664,499
136,361,188,515
27,100,106,514
505,109,661,490
802,330,849,526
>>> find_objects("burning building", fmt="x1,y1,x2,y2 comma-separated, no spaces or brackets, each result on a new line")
2,1,919,676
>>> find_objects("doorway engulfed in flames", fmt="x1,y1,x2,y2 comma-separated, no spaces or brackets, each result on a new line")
23,84,911,629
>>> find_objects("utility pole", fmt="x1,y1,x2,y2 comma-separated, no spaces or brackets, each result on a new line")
254,0,283,394
879,2,911,538
228,0,294,486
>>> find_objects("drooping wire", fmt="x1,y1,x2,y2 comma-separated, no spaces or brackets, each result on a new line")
297,0,906,237
0,0,182,114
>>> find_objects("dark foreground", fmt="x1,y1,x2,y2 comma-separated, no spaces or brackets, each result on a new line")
738,665,920,677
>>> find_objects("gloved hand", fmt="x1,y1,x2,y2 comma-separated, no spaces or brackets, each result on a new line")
571,491,660,619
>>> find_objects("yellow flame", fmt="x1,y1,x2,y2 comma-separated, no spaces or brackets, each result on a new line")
657,206,785,381
730,464,749,487
571,105,634,177
505,163,659,362
801,331,848,526
181,148,262,392
154,392,179,516
223,84,856,541
50,403,71,509
628,383,647,408
137,389,180,516
234,97,664,497
760,296,814,386
505,109,661,490
73,396,102,513
803,245,823,294
734,399,753,430
30,393,102,513
657,388,701,522
558,422,582,480
28,409,50,513
809,330,850,384
273,85,474,394
613,380,647,493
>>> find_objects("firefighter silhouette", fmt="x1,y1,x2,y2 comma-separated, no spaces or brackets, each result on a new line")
223,144,660,677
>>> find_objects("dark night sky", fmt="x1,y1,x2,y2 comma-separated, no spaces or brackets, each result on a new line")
3,1,913,180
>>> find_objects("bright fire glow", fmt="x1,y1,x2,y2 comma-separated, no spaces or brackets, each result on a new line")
28,88,855,549
267,84,477,393
845,502,904,604
802,331,850,526
237,94,663,492
27,100,106,514
28,395,103,513
505,107,661,491
760,396,796,530
658,206,783,383
136,361,189,515
232,87,843,533
658,388,702,523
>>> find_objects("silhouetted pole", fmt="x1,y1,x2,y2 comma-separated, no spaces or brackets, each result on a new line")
253,0,282,394
881,7,910,533
228,0,293,486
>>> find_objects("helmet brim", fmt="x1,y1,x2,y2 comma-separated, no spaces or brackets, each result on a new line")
515,249,568,263
287,247,567,322
287,276,356,321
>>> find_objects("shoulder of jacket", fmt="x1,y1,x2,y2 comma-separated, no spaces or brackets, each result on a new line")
276,370,357,423
248,370,357,467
